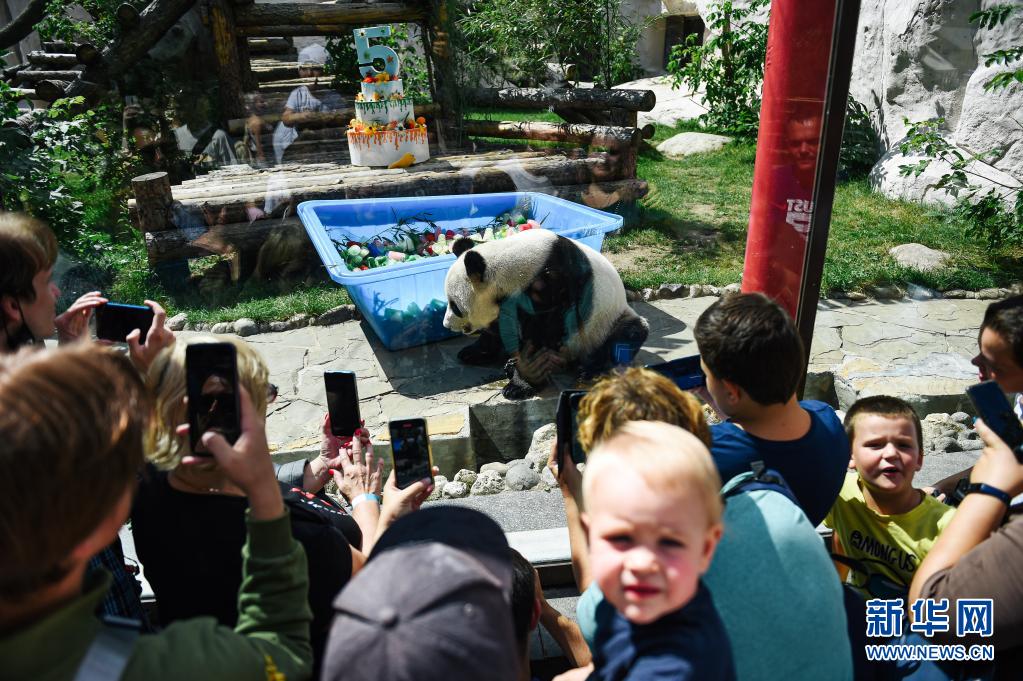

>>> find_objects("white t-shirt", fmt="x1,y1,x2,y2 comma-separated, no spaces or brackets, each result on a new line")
271,86,343,164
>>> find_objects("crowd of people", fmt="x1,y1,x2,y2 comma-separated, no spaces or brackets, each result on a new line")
2,209,1023,681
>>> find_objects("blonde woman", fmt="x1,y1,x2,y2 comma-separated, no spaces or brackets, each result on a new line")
133,336,434,672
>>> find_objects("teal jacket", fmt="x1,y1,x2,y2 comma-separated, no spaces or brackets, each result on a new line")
0,510,313,681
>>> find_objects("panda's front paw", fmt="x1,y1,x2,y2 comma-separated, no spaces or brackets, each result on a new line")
502,380,537,400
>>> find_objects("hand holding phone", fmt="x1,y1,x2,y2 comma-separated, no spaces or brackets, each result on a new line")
389,418,434,489
186,343,242,454
96,302,155,345
966,381,1023,460
645,354,706,391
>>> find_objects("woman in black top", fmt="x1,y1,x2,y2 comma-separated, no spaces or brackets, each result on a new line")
133,336,400,672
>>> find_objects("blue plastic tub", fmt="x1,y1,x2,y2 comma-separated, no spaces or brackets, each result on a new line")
298,192,623,350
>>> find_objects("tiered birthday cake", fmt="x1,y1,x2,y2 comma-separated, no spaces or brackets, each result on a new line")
346,26,430,168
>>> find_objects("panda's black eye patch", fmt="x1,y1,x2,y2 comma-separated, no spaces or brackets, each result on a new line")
449,300,462,317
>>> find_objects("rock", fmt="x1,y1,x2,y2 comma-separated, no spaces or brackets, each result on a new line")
641,288,656,302
869,285,903,300
625,289,640,302
314,305,356,327
846,291,868,301
167,312,187,331
976,288,1007,300
541,466,557,489
943,289,969,299
288,313,312,327
234,317,258,337
505,464,541,491
950,412,971,425
470,470,505,496
210,322,234,334
480,462,510,476
958,439,984,452
525,423,557,471
688,284,719,298
453,468,477,487
426,475,449,501
888,244,951,273
616,76,707,129
269,321,292,332
656,131,732,159
507,458,531,470
657,283,688,299
193,322,210,332
722,283,742,296
704,285,720,296
442,480,469,499
931,436,960,453
833,356,975,416
906,284,939,301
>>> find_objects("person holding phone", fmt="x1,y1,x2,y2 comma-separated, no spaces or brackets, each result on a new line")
0,345,313,681
906,419,1023,678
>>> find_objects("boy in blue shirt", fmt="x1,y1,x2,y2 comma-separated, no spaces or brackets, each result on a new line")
694,292,849,525
555,421,735,681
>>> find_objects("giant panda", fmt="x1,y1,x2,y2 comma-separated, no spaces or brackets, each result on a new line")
443,229,649,400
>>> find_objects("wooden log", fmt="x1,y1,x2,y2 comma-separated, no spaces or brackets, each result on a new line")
234,3,426,29
0,0,48,50
469,87,656,112
15,69,83,84
2,112,37,129
42,41,79,53
2,64,26,79
541,179,649,206
253,63,301,82
145,217,302,263
240,23,427,37
75,43,102,66
245,37,294,55
26,52,79,68
426,0,462,146
237,38,257,91
132,172,174,233
7,87,37,100
640,123,655,140
116,3,140,29
34,79,72,102
226,103,440,135
464,120,639,150
209,0,245,120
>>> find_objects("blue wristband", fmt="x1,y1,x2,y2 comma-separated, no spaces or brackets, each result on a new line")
966,483,1011,506
351,493,380,509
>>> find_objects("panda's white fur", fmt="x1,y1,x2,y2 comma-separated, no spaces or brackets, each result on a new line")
443,229,636,360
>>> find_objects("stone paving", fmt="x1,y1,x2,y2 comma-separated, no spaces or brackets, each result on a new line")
180,296,989,482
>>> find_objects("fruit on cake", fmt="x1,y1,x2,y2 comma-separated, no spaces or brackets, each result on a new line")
347,26,430,167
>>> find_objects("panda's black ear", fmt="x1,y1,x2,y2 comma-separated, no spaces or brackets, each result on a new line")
463,249,487,284
452,237,475,258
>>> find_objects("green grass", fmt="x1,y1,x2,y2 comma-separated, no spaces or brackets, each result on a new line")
607,121,1023,293
103,114,1023,323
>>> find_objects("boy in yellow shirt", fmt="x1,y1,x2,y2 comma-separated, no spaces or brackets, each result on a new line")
825,395,955,599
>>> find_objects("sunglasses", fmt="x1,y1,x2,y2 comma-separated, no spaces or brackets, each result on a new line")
267,383,278,403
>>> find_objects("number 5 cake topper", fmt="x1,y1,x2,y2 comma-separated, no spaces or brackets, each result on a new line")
354,26,400,79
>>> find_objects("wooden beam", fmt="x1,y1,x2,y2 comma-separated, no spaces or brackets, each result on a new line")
34,79,72,102
542,179,649,205
209,0,246,120
116,2,140,30
225,103,440,135
15,69,83,84
26,52,79,68
234,3,425,29
245,37,294,55
0,0,48,50
42,41,80,53
146,217,302,262
469,87,656,112
75,43,102,66
464,120,640,150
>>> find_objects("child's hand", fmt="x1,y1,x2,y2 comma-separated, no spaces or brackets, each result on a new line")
971,419,1023,497
552,664,593,681
56,291,107,344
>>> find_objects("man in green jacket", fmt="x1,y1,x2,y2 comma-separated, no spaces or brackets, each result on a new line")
0,344,313,681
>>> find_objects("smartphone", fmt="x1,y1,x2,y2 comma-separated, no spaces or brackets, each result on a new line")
966,381,1023,461
96,302,154,345
325,370,361,437
556,390,588,469
646,354,706,390
186,343,241,454
389,418,434,489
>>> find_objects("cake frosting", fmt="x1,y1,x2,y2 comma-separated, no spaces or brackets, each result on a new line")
346,27,430,167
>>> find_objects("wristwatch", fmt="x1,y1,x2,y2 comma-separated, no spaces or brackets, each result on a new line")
965,483,1012,506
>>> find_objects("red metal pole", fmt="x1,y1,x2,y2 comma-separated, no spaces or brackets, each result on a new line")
741,0,837,318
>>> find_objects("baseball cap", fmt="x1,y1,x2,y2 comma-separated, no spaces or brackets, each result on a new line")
321,507,519,681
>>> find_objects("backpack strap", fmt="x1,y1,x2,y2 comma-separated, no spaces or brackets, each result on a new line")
72,615,141,681
722,460,799,507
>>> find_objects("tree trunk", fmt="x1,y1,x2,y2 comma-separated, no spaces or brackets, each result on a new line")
26,51,79,68
0,0,48,50
208,0,245,120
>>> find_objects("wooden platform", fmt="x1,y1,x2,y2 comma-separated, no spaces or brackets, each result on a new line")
131,146,648,265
